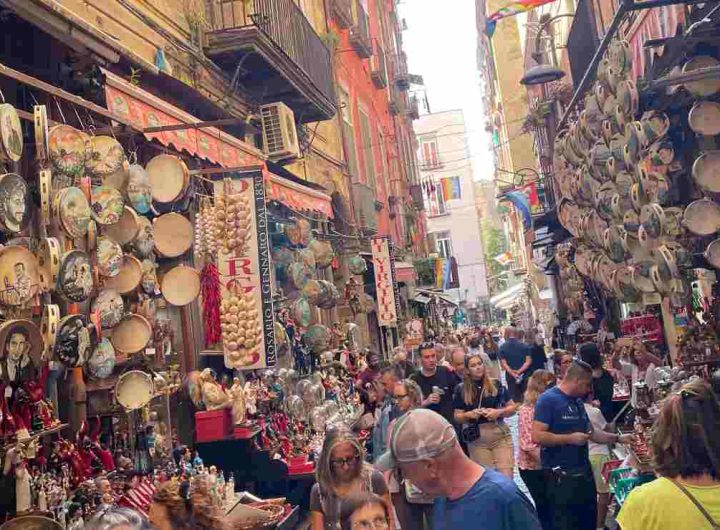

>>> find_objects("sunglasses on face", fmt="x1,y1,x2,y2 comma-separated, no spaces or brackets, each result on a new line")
331,454,360,467
353,517,389,530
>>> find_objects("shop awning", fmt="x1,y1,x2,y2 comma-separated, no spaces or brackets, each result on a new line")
416,289,460,307
413,293,431,304
103,69,263,168
489,282,525,307
394,261,416,283
265,171,334,218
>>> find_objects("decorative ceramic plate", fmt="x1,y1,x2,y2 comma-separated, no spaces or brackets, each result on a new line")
57,250,94,302
92,289,125,329
0,245,40,306
161,265,200,306
0,104,22,162
153,213,193,257
111,314,152,354
54,314,97,367
127,164,152,214
91,186,125,225
96,236,123,277
86,136,126,177
146,154,188,203
58,186,92,238
86,338,116,380
48,125,88,177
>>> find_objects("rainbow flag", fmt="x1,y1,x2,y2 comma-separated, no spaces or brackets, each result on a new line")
441,176,462,200
486,0,557,35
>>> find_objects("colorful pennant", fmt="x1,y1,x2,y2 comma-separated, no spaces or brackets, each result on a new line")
486,0,558,35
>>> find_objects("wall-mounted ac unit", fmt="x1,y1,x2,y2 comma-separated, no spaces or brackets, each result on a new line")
261,102,299,160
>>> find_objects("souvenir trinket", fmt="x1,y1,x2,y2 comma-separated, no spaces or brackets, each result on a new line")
0,173,29,233
0,245,40,306
57,250,94,302
96,236,123,277
92,289,125,329
91,186,124,225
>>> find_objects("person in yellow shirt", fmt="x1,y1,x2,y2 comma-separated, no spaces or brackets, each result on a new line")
617,379,720,530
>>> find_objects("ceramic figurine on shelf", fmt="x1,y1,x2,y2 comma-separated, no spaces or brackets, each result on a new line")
192,451,203,469
198,369,231,411
225,472,235,501
229,377,246,425
244,381,258,416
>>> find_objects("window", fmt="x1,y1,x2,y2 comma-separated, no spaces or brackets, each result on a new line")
421,137,441,169
423,181,447,216
358,108,376,189
378,130,388,190
339,87,359,181
435,231,452,258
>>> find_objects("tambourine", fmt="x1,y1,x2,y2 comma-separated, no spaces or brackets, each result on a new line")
96,236,123,277
0,515,63,530
0,104,23,163
39,169,51,225
40,304,59,361
115,370,154,410
127,164,152,214
0,319,44,370
91,186,125,225
704,238,720,270
57,250,94,303
48,125,89,178
688,100,720,137
37,237,61,292
92,289,125,329
86,338,116,380
0,173,30,233
111,314,152,354
153,213,193,258
683,198,720,236
682,55,720,98
146,154,188,203
0,245,40,306
54,314,97,367
103,254,142,294
160,265,200,306
86,136,127,178
692,151,720,194
57,186,92,239
103,205,140,246
34,105,49,162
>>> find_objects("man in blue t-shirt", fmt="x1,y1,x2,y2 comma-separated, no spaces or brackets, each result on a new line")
377,409,541,530
498,327,532,401
533,359,634,530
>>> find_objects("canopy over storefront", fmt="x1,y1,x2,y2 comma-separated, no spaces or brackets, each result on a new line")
490,282,525,308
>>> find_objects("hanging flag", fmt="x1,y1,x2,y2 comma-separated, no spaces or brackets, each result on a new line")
442,258,452,290
435,258,445,289
441,176,462,200
486,0,558,35
519,182,540,214
494,252,514,266
502,190,533,230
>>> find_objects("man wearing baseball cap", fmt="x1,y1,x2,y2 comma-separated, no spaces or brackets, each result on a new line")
376,408,541,529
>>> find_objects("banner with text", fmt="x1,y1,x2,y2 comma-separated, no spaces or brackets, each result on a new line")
372,236,399,327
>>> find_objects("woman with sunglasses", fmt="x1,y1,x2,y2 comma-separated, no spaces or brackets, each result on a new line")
311,427,393,530
340,492,392,530
617,379,720,530
385,379,433,530
453,352,517,478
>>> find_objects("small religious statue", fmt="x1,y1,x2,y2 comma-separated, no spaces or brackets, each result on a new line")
198,369,231,411
244,381,258,416
229,377,246,425
344,277,362,317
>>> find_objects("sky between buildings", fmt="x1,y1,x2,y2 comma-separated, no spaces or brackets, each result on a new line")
399,0,494,182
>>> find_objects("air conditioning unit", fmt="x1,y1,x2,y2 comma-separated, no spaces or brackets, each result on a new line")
260,102,299,160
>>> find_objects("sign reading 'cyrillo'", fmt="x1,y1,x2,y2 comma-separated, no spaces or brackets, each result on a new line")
371,236,398,327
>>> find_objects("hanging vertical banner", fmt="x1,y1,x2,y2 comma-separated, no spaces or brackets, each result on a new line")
371,236,398,327
215,172,276,370
388,239,402,322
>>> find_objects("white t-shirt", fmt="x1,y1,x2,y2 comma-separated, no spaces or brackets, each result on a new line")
584,403,610,456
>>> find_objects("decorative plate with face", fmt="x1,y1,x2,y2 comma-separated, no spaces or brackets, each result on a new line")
92,289,125,329
0,173,29,233
54,314,97,367
127,164,152,214
59,187,92,239
91,186,125,225
57,250,94,302
133,216,155,258
96,236,123,277
86,338,116,379
0,104,23,162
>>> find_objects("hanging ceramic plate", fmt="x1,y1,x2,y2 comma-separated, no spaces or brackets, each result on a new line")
0,245,40,306
54,314,97,367
96,236,123,278
704,238,720,269
692,151,720,193
639,111,670,145
146,154,188,203
48,125,88,178
0,104,22,162
648,140,675,167
161,265,200,306
115,370,154,410
682,55,720,97
86,136,126,177
127,163,152,214
36,237,61,292
683,198,720,236
111,314,152,354
689,101,720,136
92,289,125,329
0,319,44,371
640,169,669,205
91,186,124,225
0,173,29,234
40,304,59,362
630,260,656,293
288,262,313,289
33,105,49,161
103,255,142,294
57,250,94,302
292,297,312,327
103,205,140,246
153,213,193,258
86,337,116,380
58,186,92,239
132,216,155,258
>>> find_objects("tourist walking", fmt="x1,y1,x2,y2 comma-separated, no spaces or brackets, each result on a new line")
410,342,459,424
498,327,532,402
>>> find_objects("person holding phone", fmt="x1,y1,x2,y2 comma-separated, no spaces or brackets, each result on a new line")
452,353,517,478
410,342,459,424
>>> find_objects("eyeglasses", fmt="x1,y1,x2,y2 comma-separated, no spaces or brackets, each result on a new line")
393,394,409,402
419,341,436,351
353,517,389,530
331,455,360,467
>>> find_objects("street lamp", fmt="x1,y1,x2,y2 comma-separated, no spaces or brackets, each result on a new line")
520,64,565,86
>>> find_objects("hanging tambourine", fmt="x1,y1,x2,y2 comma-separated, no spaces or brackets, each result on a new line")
132,216,155,258
127,163,152,214
146,154,189,204
111,314,152,354
91,186,125,225
103,205,140,246
316,280,339,310
92,289,125,329
154,213,193,258
683,198,720,236
309,239,335,268
348,255,368,275
48,125,89,178
56,186,92,239
302,279,323,304
0,319,44,372
160,265,200,306
303,325,330,353
86,337,116,380
0,104,23,163
96,236,123,278
103,255,142,295
37,237,61,292
86,135,127,179
54,314,97,367
299,248,316,269
39,169,51,225
40,304,59,362
292,297,312,327
115,370,154,411
34,105,49,162
0,245,40,306
288,262,312,289
0,173,30,233
57,250,94,302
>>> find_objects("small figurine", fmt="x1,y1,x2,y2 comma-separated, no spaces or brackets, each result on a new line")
229,378,246,425
199,369,231,411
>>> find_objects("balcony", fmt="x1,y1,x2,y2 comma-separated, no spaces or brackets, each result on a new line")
349,0,372,59
353,182,378,233
389,87,406,116
205,0,335,123
330,0,353,29
394,52,410,91
409,185,424,210
371,42,388,88
406,96,419,120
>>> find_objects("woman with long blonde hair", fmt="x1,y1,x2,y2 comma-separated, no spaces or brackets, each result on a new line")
310,427,393,530
452,352,517,478
517,369,556,529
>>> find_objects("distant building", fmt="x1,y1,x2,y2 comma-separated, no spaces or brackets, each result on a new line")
414,110,489,311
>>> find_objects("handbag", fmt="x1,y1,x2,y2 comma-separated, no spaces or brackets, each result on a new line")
670,479,720,529
460,388,484,444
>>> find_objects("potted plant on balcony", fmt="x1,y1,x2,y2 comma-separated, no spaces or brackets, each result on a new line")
321,30,341,53
521,100,552,134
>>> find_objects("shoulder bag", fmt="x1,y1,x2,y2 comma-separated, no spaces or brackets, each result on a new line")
670,479,720,530
460,388,484,444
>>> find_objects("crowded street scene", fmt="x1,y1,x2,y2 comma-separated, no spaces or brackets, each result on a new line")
0,0,716,529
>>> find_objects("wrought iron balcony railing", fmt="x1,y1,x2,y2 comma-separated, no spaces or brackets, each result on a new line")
331,0,353,29
349,0,372,58
371,42,388,88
